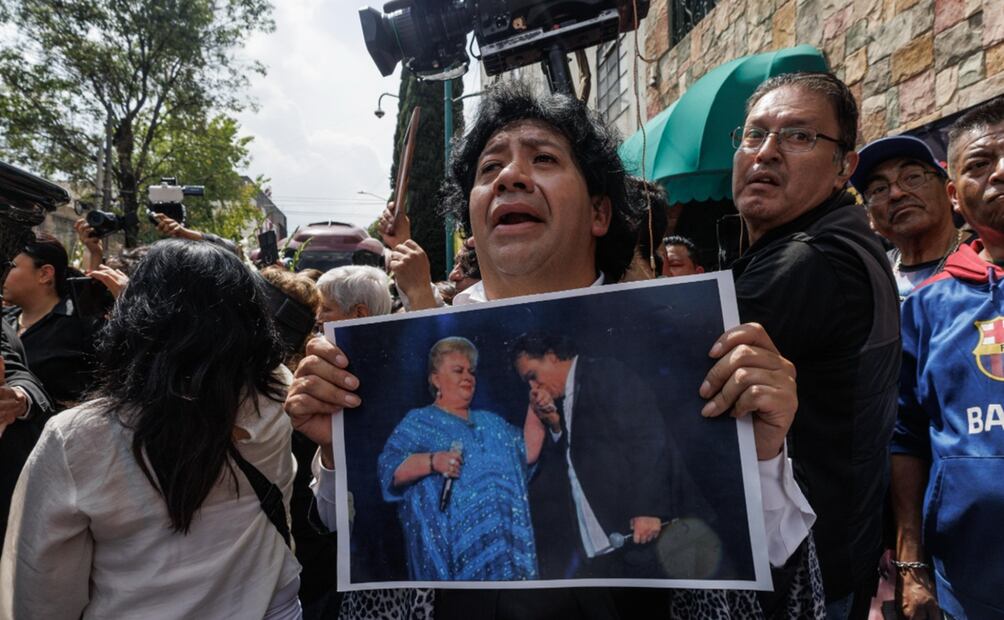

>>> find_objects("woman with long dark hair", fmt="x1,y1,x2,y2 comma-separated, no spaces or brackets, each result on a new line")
0,240,301,619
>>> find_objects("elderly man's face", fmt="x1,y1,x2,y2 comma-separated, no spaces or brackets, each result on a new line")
732,86,856,240
864,157,952,244
468,120,610,291
316,300,367,325
949,121,1004,239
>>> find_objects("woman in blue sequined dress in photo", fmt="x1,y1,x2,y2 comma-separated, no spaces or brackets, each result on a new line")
377,337,538,581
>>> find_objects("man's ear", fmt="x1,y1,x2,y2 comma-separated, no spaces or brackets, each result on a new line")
947,180,964,217
837,150,859,183
591,195,612,237
353,304,372,318
37,264,56,287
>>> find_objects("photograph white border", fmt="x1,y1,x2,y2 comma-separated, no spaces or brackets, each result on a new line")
327,271,772,591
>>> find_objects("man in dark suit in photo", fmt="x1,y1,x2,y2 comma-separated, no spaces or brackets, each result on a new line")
511,333,670,579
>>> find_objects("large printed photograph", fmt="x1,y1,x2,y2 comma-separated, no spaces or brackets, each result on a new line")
329,273,770,590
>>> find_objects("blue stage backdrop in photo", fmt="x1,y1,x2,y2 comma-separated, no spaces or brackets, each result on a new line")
336,278,754,583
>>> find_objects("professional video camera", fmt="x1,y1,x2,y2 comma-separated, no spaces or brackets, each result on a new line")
147,177,204,226
359,0,649,94
0,160,68,293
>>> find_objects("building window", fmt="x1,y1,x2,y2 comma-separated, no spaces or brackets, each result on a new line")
671,0,718,45
596,39,626,122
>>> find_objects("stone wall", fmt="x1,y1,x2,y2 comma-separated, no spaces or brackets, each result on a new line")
643,0,1004,144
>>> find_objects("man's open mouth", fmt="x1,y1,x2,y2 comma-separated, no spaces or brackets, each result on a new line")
491,203,544,228
747,171,781,186
498,212,542,225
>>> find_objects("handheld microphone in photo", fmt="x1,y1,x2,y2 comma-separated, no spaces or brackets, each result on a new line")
439,440,464,512
609,517,724,579
608,519,673,549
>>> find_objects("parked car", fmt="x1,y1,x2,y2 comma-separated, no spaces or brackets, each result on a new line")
253,221,385,272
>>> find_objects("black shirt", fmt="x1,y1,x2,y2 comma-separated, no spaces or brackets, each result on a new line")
729,191,901,600
3,297,100,408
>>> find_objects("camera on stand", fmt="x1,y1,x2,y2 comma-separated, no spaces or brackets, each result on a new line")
358,0,649,94
147,177,204,226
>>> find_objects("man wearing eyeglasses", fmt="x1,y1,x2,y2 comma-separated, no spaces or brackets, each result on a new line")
728,72,901,620
850,136,964,299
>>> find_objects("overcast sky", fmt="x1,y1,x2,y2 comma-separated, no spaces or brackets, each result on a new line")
236,0,481,234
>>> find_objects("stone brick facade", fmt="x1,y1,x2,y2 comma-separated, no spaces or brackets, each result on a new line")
642,0,1004,145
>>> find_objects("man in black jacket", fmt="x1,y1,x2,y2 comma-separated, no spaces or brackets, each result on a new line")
510,333,669,579
729,72,901,620
0,321,53,548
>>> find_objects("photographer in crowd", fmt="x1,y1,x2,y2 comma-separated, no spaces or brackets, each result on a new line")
153,213,240,255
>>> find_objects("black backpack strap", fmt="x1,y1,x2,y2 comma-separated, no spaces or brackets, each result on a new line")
230,446,292,547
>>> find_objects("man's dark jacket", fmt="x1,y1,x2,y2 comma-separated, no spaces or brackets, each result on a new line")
0,321,54,547
729,190,901,600
530,356,671,579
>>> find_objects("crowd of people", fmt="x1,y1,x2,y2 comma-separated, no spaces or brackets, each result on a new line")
0,70,1001,620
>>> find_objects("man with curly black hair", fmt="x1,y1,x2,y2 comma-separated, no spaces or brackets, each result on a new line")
439,81,641,301
289,82,821,620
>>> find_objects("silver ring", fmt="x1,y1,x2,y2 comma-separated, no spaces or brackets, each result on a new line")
449,458,457,466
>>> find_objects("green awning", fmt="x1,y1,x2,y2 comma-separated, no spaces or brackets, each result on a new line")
619,44,829,204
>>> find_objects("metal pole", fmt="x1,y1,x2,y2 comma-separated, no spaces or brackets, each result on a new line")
444,79,454,278
102,111,113,210
542,45,575,96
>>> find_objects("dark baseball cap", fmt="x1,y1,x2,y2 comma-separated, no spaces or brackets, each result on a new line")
851,135,948,193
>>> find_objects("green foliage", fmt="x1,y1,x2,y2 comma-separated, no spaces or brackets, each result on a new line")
366,218,382,240
290,236,312,271
389,68,464,278
0,0,274,245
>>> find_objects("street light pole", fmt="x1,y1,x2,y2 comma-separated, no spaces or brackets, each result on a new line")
357,190,389,202
374,92,399,118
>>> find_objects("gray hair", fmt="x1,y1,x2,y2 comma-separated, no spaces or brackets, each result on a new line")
427,337,478,396
316,265,392,316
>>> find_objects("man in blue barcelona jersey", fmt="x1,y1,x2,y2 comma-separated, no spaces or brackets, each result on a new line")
890,95,1004,620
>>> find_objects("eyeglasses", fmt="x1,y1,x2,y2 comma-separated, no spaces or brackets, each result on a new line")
863,169,939,206
731,126,842,153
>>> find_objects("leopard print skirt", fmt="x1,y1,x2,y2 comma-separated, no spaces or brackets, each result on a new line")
339,589,434,620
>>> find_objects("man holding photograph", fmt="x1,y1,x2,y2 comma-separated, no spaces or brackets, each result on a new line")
286,83,818,618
